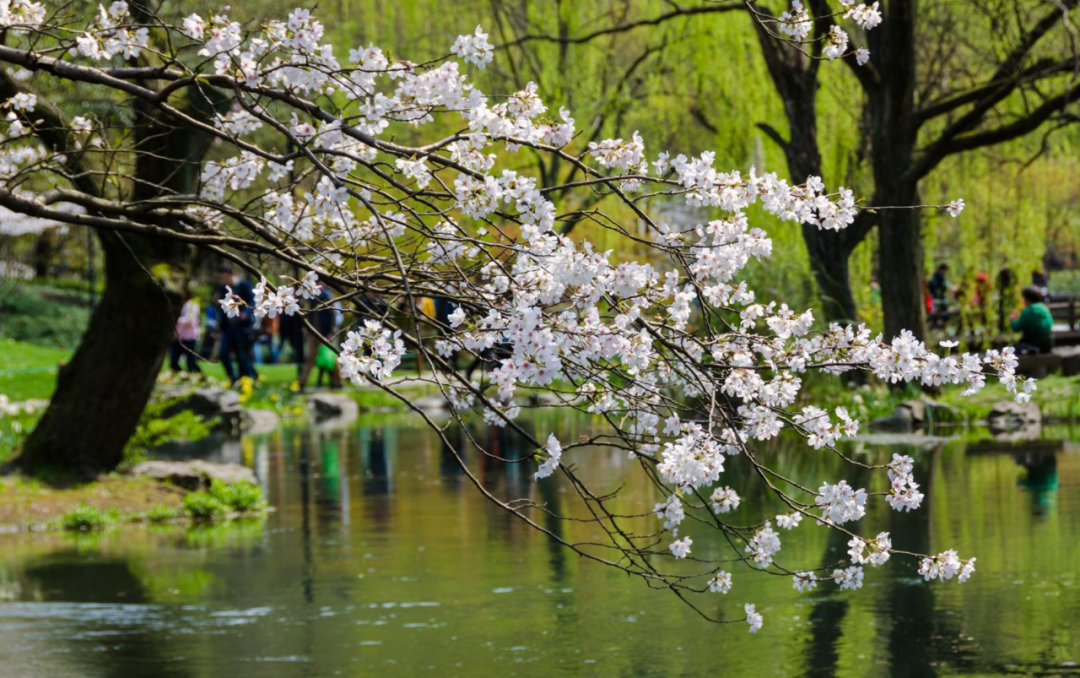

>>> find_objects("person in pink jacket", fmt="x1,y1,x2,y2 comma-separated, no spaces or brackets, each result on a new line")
170,299,203,374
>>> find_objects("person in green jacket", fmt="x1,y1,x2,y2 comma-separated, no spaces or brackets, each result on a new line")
1009,285,1054,354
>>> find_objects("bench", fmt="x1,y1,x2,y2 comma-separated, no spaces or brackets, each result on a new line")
1016,346,1080,378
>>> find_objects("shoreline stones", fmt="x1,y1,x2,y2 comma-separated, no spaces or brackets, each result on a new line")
870,398,961,432
128,460,257,491
987,401,1041,435
241,408,280,435
308,393,359,427
161,388,242,437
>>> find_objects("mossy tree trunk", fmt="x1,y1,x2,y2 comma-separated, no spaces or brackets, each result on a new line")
752,14,874,327
18,231,188,476
17,83,214,477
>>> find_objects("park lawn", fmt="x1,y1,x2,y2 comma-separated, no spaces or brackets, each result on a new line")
0,338,71,401
0,337,431,412
0,337,302,399
195,360,301,388
6,335,1080,419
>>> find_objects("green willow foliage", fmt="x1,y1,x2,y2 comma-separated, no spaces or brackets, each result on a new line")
190,0,1080,326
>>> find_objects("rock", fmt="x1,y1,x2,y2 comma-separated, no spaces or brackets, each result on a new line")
128,460,257,491
308,393,359,422
241,408,280,435
1054,345,1080,376
987,401,1041,434
517,392,561,408
410,394,451,413
992,420,1042,442
899,399,927,423
898,398,961,426
161,388,242,437
869,406,915,432
870,398,960,432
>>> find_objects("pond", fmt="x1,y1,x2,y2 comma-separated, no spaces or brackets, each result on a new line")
1,412,1079,677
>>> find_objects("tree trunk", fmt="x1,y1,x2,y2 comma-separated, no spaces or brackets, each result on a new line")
877,199,925,341
869,0,923,341
31,231,54,278
14,67,215,477
17,230,186,477
751,19,869,326
803,225,860,324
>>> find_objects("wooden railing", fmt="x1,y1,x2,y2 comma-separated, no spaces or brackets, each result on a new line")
928,297,1079,330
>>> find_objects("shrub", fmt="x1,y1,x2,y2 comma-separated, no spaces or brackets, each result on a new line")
142,505,182,523
60,505,109,531
182,491,227,521
123,396,216,466
0,286,91,349
209,480,266,512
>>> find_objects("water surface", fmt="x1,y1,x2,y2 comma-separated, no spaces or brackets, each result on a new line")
2,413,1079,677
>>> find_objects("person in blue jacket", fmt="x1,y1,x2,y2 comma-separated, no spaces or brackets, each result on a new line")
216,264,258,384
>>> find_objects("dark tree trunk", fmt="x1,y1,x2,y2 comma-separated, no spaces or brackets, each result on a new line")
877,197,925,341
31,230,59,279
869,0,924,341
17,231,186,477
802,224,861,324
752,17,869,325
16,67,215,477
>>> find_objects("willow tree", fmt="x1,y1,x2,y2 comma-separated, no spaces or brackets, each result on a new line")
496,1,1080,338
751,0,1080,338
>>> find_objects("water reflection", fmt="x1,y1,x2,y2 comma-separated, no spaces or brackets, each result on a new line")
2,415,1080,677
1016,452,1059,517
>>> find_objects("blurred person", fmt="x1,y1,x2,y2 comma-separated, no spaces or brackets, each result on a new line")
255,314,279,364
1010,285,1053,354
972,271,991,329
169,298,202,374
1032,267,1049,297
278,311,305,376
198,300,219,360
868,275,881,307
928,263,950,311
298,287,342,390
216,263,258,384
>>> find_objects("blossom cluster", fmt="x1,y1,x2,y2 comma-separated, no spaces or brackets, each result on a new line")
339,320,406,382
919,550,976,583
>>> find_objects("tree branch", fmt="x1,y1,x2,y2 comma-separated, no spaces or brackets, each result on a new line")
912,80,1080,180
495,3,745,49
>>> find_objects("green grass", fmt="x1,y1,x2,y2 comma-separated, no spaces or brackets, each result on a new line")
937,373,1080,421
182,491,228,521
819,372,1080,425
59,504,115,531
140,505,184,523
208,479,266,512
183,480,266,521
0,338,70,401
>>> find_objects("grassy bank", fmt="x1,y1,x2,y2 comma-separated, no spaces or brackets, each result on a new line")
816,372,1080,425
0,474,185,531
0,474,268,532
